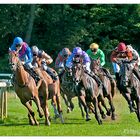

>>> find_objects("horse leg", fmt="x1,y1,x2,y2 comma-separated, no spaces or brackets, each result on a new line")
122,93,135,113
78,95,91,121
61,92,71,113
136,96,140,122
92,97,102,125
33,93,44,118
56,94,64,123
67,96,74,112
78,99,85,118
51,96,59,119
107,94,115,120
21,101,39,125
28,100,35,125
100,96,111,116
42,100,51,126
98,101,106,119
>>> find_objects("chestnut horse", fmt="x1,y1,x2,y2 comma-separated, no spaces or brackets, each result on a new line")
9,51,44,125
91,58,116,120
32,56,64,124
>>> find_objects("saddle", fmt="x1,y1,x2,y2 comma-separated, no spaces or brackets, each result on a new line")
23,65,40,84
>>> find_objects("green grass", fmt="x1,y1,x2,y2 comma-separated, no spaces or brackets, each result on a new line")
0,91,140,136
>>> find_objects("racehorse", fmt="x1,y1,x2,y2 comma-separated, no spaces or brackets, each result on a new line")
32,56,64,124
91,58,116,120
72,63,103,124
9,51,44,125
60,68,85,118
118,59,140,121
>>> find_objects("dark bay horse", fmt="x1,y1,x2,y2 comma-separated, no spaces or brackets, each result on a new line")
72,63,103,125
60,68,85,118
32,56,64,124
91,58,116,120
118,59,140,121
9,51,44,125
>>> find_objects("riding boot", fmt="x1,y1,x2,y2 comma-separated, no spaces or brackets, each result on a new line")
23,65,40,84
30,68,40,84
46,67,58,81
133,68,140,81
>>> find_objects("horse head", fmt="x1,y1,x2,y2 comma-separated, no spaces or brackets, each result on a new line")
119,60,133,87
72,63,84,85
91,57,101,74
9,51,20,71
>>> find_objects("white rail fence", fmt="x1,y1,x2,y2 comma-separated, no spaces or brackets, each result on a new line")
0,73,12,121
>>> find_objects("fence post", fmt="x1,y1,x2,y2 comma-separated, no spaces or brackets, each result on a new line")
0,82,7,121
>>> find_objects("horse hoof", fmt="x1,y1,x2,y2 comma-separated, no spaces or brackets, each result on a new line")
37,109,44,118
98,120,102,125
102,114,106,119
106,110,111,116
111,115,116,120
39,114,44,118
67,108,71,113
29,121,35,125
86,118,91,121
45,120,51,126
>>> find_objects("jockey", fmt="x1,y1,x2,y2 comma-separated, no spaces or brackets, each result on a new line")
66,46,102,87
86,43,105,66
55,48,71,76
32,45,58,81
111,42,140,89
9,37,40,83
127,45,140,68
86,43,114,84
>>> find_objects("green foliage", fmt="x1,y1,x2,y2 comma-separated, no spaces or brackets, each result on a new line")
0,4,140,72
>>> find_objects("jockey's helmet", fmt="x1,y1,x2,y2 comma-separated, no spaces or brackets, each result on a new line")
89,43,99,53
117,42,127,52
62,48,70,57
73,47,82,56
90,43,99,50
32,46,39,55
14,37,23,46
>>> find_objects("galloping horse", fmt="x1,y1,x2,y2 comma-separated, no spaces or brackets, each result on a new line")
60,68,85,118
118,59,140,121
9,51,44,125
33,56,64,124
91,58,116,120
72,63,103,124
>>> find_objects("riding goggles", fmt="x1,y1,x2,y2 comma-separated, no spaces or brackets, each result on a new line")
91,49,97,52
